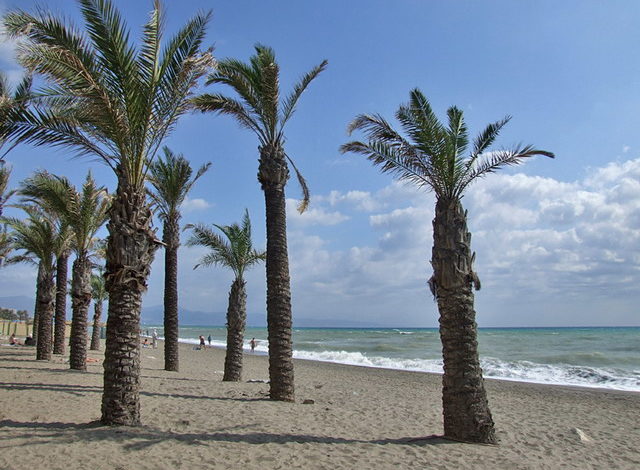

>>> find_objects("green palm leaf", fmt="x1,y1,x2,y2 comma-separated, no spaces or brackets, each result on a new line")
186,209,265,280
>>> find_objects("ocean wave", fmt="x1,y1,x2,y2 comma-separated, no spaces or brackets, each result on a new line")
172,336,640,392
293,349,640,392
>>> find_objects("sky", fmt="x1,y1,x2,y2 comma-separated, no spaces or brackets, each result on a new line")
0,0,639,327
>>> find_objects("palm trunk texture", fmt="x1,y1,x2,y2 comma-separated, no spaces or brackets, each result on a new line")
163,217,180,372
35,264,55,361
223,277,247,382
432,197,496,444
32,268,40,344
259,144,295,402
53,252,69,355
90,301,103,350
101,179,159,426
69,255,92,371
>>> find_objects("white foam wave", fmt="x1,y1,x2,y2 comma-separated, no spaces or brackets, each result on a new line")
293,349,442,374
292,349,640,392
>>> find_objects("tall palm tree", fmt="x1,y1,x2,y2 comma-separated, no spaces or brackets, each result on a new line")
192,45,326,401
3,206,63,360
90,268,107,350
21,171,109,370
52,246,71,355
186,210,265,381
341,89,553,444
147,147,210,372
3,0,212,425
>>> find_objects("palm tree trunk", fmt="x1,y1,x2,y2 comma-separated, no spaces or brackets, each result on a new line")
36,265,55,361
259,144,294,402
223,277,247,382
90,300,102,350
163,217,180,372
431,197,496,444
32,269,40,344
53,252,69,355
69,254,92,370
101,179,158,426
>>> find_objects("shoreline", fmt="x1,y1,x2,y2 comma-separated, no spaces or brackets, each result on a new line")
155,334,640,394
1,339,639,469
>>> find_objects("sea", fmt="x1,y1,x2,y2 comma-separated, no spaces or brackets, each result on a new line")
141,325,640,392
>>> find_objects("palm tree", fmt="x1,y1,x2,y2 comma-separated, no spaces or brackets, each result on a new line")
52,246,71,355
147,147,210,372
21,171,109,370
3,0,212,425
192,45,326,401
341,89,553,444
3,206,63,360
90,268,107,350
186,210,265,381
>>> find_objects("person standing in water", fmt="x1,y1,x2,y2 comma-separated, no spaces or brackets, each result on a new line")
207,334,212,346
250,337,257,353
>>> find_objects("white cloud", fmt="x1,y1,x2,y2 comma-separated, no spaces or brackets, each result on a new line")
181,197,212,212
286,198,349,226
319,189,383,212
285,157,640,326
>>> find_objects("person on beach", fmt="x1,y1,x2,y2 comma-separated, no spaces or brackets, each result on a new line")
151,329,158,349
199,335,206,349
9,333,18,345
142,338,150,348
250,338,257,353
207,334,211,346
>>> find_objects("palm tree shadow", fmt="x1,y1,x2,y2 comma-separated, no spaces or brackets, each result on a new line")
0,381,266,403
0,382,102,397
0,419,456,449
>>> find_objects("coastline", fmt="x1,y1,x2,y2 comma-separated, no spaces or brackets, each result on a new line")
0,339,638,469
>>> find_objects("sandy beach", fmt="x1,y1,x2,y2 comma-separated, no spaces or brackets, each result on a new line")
0,339,638,470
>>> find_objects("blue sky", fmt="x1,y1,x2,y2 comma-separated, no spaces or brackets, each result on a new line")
1,0,639,327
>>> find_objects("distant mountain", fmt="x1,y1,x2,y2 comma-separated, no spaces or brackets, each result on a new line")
0,296,384,328
141,305,383,328
141,304,230,326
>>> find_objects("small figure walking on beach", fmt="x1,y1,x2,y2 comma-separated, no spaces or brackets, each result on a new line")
207,334,212,346
199,335,206,350
250,337,257,353
151,329,158,349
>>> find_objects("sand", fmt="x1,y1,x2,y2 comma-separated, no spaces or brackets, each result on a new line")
0,339,638,470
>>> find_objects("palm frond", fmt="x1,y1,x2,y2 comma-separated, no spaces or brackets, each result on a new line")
191,93,266,142
3,1,212,190
206,58,264,119
340,140,437,192
19,170,109,254
284,152,310,213
147,146,210,219
279,59,327,133
458,145,555,195
186,211,264,279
